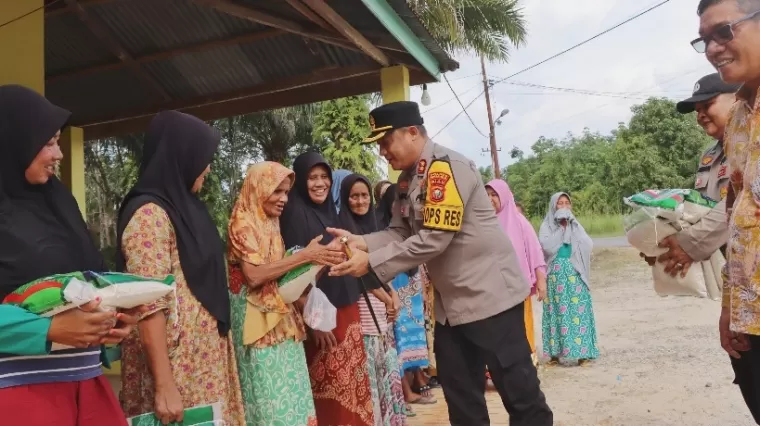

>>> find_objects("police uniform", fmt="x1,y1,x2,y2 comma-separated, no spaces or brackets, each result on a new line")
675,73,739,261
361,101,552,426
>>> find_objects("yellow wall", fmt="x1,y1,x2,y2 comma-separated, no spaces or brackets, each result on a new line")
380,66,410,183
59,127,87,216
0,1,44,93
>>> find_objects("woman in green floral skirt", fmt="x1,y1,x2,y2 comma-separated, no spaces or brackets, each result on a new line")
539,192,599,366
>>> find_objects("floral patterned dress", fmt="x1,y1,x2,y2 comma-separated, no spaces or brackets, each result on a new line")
119,204,245,425
542,244,599,361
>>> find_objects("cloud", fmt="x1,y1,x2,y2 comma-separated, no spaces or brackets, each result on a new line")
417,0,715,169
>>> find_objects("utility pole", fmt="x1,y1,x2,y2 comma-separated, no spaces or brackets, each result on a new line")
480,55,501,179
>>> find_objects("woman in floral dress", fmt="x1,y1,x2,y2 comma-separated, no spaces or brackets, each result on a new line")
227,161,344,426
117,111,245,425
538,192,599,366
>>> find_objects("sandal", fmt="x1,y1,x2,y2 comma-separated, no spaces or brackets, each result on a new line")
412,384,434,397
546,358,560,367
402,405,416,417
578,359,592,367
409,395,437,404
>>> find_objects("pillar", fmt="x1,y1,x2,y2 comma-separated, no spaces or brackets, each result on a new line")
0,1,44,93
59,127,87,216
380,65,409,183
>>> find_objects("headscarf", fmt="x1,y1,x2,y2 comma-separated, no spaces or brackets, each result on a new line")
375,183,397,229
538,192,593,287
228,162,294,345
373,179,391,204
0,85,104,300
486,180,546,290
338,174,378,235
331,169,351,212
279,152,362,308
116,110,230,336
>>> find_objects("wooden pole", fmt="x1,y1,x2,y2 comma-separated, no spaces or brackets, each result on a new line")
480,56,501,179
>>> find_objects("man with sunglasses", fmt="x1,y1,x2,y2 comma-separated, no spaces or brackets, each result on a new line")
696,0,760,423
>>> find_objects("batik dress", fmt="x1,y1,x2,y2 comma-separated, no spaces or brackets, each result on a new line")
120,204,245,425
542,243,599,361
393,270,429,371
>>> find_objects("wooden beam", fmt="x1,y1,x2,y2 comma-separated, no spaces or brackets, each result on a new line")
63,0,172,101
80,66,435,139
75,64,379,132
47,28,285,83
301,0,389,66
192,0,401,58
284,0,332,31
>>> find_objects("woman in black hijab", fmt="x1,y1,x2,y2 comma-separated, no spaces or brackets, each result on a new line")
279,152,376,426
0,84,136,426
338,173,407,424
116,111,244,425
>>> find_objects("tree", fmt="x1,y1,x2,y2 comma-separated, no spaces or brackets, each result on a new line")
311,96,381,182
410,0,527,62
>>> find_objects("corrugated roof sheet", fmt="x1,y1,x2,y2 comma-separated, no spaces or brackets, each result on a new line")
42,0,457,135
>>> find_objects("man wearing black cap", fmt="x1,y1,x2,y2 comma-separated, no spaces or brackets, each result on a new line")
328,101,552,425
651,73,739,277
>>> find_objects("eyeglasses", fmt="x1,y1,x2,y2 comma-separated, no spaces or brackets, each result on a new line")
691,9,760,53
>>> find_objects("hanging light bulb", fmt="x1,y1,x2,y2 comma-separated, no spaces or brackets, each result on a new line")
420,84,431,106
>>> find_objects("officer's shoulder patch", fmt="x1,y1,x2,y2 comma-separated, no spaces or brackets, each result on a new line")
423,159,464,232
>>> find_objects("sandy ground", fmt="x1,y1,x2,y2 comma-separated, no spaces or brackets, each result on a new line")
411,247,753,426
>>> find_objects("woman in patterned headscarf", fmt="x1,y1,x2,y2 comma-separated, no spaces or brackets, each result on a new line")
227,161,344,426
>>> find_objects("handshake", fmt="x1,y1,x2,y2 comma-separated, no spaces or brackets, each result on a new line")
324,227,371,278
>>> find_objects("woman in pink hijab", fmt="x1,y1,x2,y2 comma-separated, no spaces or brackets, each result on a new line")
485,179,547,367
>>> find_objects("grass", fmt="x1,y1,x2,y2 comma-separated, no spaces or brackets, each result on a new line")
529,214,624,237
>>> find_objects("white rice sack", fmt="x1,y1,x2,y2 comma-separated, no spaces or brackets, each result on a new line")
652,262,709,299
626,219,678,257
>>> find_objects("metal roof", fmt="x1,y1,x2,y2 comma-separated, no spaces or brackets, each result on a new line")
42,0,459,139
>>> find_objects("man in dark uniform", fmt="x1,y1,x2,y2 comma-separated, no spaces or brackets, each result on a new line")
328,101,552,425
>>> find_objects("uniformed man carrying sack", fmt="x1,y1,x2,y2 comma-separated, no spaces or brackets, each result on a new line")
645,73,738,276
327,101,553,425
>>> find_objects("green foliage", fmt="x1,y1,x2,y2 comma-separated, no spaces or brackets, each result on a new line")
312,96,381,182
411,0,528,62
501,98,713,219
528,214,624,237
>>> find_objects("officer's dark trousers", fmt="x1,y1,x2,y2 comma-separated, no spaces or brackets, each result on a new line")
435,302,553,426
730,335,760,424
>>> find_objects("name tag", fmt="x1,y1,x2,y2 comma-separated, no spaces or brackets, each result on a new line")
423,205,464,231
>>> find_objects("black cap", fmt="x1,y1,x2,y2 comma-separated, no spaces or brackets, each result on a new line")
363,101,424,143
676,73,741,114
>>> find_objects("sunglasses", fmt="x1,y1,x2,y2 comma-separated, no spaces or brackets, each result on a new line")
691,9,760,53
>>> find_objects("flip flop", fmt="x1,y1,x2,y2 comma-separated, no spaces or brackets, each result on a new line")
409,395,437,405
402,405,416,417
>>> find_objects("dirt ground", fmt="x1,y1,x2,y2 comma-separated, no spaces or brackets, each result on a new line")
410,247,753,426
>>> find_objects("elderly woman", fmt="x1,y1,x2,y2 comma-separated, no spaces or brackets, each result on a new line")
227,161,344,426
337,173,406,425
0,84,137,425
279,152,377,426
117,111,245,425
539,192,598,366
486,180,546,367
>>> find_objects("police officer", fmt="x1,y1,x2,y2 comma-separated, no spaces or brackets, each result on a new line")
328,101,552,425
650,73,738,276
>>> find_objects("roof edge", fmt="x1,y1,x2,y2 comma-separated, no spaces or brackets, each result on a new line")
360,0,444,80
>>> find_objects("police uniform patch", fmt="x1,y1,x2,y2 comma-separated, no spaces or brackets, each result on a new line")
422,160,464,232
417,159,427,176
721,186,728,200
718,165,727,178
702,156,713,166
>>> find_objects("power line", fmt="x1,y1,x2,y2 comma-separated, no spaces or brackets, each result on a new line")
443,74,488,137
0,0,60,30
431,0,672,139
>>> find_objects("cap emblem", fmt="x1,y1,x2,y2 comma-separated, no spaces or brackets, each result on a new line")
693,82,700,94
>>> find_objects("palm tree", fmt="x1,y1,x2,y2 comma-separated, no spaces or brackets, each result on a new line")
409,0,528,62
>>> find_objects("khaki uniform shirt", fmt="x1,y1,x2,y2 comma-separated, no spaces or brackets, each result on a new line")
363,140,530,326
675,141,729,261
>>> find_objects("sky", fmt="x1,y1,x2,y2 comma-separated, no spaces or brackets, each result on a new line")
408,0,716,170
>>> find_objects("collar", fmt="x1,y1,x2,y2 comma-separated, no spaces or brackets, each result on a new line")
736,84,760,111
408,138,434,175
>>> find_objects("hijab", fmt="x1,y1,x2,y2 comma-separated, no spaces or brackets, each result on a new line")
279,152,362,308
228,161,295,345
375,183,397,229
331,169,351,212
338,174,379,235
0,85,104,300
116,110,230,336
538,192,593,287
486,180,545,290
